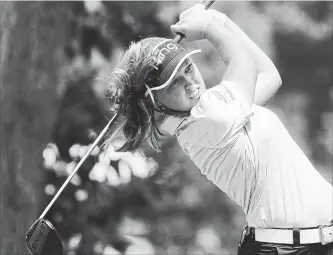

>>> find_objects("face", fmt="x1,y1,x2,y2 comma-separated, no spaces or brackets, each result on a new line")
154,58,206,112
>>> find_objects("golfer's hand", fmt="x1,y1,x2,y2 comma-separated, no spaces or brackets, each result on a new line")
170,4,226,41
170,4,206,41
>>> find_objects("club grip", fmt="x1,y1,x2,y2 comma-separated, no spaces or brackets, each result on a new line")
174,0,215,43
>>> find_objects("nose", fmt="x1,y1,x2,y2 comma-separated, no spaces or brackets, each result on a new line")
183,75,195,90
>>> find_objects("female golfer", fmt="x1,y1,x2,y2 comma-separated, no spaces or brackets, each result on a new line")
106,4,333,255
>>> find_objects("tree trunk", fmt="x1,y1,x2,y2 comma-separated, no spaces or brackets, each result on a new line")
0,2,70,253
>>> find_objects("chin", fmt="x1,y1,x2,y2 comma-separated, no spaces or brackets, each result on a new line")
188,98,200,109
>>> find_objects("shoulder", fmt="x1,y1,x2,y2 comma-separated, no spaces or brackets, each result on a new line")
191,81,254,124
198,81,237,107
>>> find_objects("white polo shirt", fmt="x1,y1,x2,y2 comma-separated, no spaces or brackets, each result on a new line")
161,81,333,229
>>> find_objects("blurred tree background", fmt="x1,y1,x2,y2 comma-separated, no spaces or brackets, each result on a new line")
0,1,332,255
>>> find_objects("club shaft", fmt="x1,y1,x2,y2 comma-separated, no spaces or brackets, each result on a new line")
204,0,215,9
174,0,216,43
39,113,119,219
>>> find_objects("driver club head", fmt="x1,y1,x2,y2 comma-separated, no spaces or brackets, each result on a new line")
25,218,63,255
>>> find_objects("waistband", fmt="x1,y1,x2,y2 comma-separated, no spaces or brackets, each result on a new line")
243,223,333,245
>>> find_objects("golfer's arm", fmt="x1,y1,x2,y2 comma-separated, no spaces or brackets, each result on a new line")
224,17,282,106
205,18,257,107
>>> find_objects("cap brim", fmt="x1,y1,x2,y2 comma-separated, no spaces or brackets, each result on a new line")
149,49,201,92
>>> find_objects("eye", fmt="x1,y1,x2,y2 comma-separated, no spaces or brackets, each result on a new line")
169,79,178,88
185,64,193,73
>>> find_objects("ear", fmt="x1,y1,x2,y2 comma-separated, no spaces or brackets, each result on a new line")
155,100,162,106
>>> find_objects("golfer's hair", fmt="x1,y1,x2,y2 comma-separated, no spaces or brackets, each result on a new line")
105,37,167,153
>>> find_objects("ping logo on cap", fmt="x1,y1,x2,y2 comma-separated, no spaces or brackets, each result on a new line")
153,39,184,69
156,42,179,65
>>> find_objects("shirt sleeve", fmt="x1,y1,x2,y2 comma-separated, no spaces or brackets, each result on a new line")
191,81,254,139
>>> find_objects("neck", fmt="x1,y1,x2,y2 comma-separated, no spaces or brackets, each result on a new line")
153,105,189,131
156,105,190,117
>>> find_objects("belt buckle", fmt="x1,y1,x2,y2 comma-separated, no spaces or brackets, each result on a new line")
319,225,333,245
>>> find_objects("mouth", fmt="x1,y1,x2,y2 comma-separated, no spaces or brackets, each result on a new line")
189,88,200,100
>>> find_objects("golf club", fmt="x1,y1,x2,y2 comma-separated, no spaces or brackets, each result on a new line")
25,1,215,254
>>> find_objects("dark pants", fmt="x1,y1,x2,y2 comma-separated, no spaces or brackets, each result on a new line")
238,234,333,255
